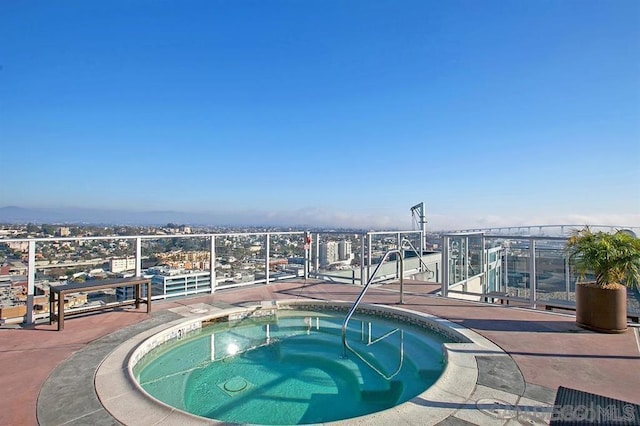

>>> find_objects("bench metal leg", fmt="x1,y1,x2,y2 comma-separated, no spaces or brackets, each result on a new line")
58,294,64,331
135,284,141,309
146,282,151,313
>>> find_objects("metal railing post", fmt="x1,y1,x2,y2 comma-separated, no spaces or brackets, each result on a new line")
441,236,449,297
315,233,320,277
210,235,216,293
135,237,142,277
529,238,537,308
564,256,570,300
303,232,309,280
367,233,372,285
360,234,365,285
26,240,36,325
265,233,270,284
396,232,401,280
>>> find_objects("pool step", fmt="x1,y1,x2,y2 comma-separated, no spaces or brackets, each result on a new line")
277,334,407,405
361,380,403,403
418,366,444,383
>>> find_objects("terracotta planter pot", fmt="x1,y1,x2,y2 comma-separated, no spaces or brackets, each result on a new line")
576,284,627,333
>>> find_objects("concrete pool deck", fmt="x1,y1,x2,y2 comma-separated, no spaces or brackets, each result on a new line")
2,279,640,425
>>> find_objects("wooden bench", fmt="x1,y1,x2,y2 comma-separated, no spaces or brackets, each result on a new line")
543,300,639,323
49,277,151,331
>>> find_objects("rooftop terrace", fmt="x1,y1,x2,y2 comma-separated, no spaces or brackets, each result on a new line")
1,223,639,424
1,279,639,425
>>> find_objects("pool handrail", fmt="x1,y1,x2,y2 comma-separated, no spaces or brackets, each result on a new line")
341,249,404,379
401,238,435,279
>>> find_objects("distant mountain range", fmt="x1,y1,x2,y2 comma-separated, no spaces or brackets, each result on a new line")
0,206,231,226
0,206,383,229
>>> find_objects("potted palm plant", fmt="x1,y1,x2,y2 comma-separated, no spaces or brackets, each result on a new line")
565,227,640,333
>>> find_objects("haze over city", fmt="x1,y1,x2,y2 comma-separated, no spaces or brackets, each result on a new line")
1,1,638,230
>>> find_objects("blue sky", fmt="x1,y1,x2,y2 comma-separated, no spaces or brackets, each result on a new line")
1,0,639,229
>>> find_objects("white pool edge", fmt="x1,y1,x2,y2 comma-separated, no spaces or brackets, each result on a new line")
95,300,506,426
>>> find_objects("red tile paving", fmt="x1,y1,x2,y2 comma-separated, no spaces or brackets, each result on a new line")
1,280,639,425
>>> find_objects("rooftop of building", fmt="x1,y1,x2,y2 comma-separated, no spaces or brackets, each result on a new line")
1,278,639,425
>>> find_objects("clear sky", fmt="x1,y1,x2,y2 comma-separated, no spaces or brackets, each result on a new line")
1,0,639,230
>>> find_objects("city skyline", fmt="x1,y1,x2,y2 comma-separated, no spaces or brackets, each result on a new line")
1,1,639,230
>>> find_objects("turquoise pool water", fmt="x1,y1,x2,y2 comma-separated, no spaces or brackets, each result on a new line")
134,309,451,425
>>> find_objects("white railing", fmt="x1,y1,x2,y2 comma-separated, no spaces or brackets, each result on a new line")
0,229,430,325
441,231,640,315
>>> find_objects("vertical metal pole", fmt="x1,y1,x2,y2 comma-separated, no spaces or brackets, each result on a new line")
422,203,427,249
529,238,537,308
396,232,401,279
26,240,36,325
210,235,216,294
463,236,469,292
303,232,309,280
564,255,570,300
504,243,509,292
441,236,449,297
399,255,404,304
315,233,320,276
359,234,365,286
367,233,372,285
482,235,487,293
265,233,270,284
135,237,142,277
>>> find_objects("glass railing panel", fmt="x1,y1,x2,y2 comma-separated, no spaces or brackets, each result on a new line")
0,240,30,324
214,234,263,287
366,231,424,283
40,237,138,308
142,235,212,299
267,232,306,281
468,234,484,276
504,239,531,300
448,235,467,285
312,232,361,281
628,285,640,316
533,246,569,302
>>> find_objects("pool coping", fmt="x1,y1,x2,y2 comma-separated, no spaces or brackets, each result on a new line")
94,300,519,426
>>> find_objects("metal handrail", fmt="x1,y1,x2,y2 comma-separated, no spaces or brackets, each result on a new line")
341,249,405,380
401,238,434,278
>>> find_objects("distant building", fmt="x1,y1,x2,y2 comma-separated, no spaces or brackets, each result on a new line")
320,241,339,267
152,271,211,298
137,270,213,299
338,240,353,261
320,240,353,268
56,227,71,237
115,285,148,301
6,241,29,252
110,257,137,273
1,261,28,275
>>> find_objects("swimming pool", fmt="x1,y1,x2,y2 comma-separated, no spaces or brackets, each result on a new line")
130,305,458,425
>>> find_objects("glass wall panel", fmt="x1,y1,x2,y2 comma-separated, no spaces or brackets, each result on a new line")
448,236,467,285
504,239,530,299
268,233,306,280
534,243,568,302
215,234,263,287
312,232,361,284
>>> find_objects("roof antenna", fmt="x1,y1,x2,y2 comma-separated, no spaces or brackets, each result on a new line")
410,202,427,251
